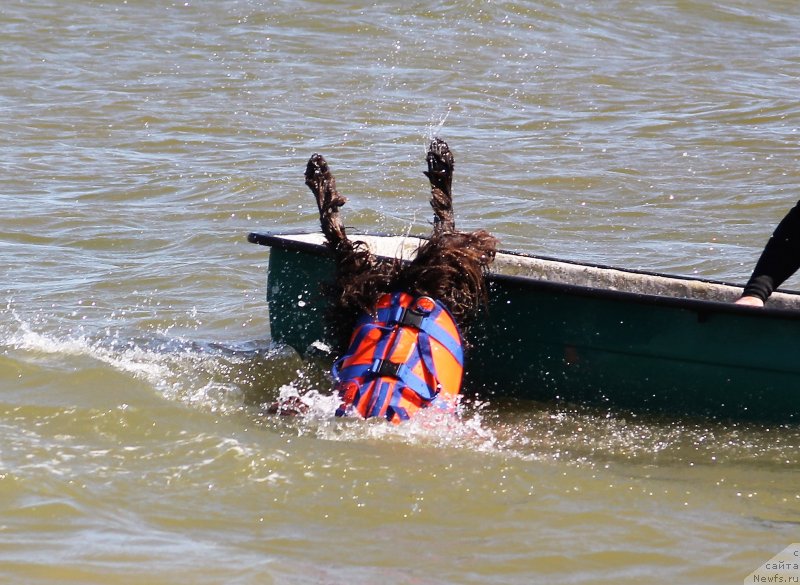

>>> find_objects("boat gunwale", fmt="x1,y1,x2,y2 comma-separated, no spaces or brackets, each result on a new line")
247,230,800,322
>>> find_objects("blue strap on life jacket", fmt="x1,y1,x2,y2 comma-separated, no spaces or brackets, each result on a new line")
332,294,464,411
370,299,463,362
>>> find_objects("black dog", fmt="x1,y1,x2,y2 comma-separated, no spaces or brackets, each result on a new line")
275,139,497,422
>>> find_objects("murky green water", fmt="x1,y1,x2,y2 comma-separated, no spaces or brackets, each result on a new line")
2,1,799,583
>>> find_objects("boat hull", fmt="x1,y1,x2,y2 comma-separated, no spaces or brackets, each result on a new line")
251,232,800,422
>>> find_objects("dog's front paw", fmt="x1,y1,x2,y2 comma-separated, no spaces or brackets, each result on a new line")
265,396,310,417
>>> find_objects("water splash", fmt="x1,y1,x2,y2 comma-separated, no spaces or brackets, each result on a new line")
1,307,291,415
426,107,452,142
6,314,173,385
256,384,503,454
5,306,796,469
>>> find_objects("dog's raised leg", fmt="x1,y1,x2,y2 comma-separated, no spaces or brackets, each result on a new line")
424,138,456,235
305,153,350,250
304,152,391,334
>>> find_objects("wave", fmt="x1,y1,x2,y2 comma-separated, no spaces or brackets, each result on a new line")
3,306,797,469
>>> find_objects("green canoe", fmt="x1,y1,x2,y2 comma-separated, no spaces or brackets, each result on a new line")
248,231,800,423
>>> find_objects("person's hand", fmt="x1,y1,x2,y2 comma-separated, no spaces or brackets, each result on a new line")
734,295,765,308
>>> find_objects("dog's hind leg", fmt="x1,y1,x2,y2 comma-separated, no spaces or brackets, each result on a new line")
305,153,350,250
423,138,456,235
304,153,394,343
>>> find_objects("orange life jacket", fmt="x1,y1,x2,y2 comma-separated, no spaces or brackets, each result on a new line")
332,292,465,424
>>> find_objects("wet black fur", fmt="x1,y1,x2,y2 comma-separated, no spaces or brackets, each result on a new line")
304,138,498,352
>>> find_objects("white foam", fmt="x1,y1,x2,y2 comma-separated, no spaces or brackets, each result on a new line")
273,385,504,454
6,315,171,386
